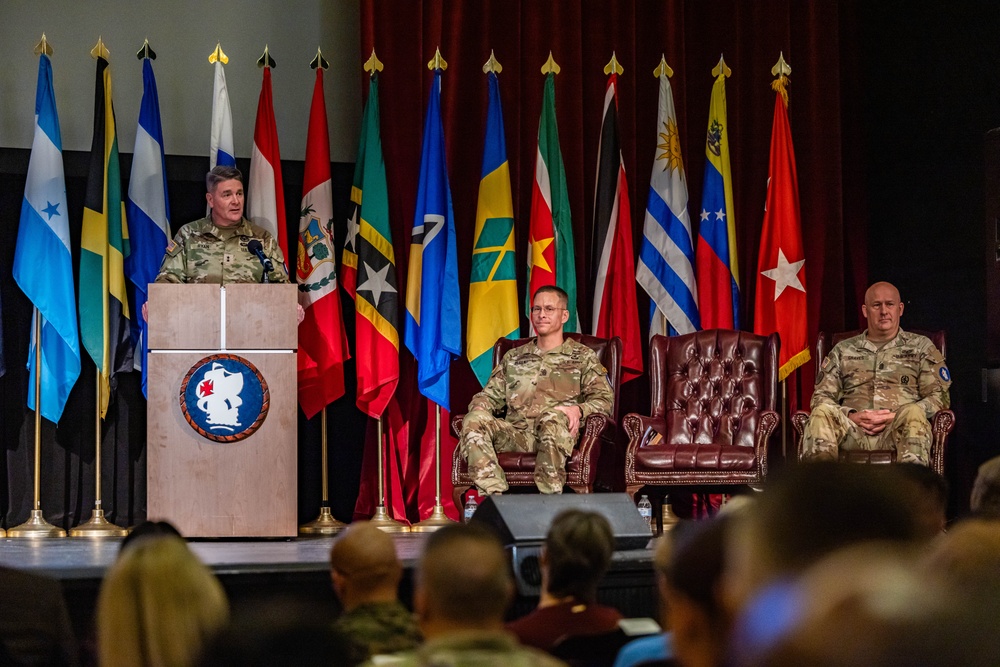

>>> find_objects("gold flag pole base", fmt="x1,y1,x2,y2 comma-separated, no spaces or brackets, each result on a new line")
8,509,66,538
369,506,410,533
299,506,348,536
68,509,128,538
409,503,455,533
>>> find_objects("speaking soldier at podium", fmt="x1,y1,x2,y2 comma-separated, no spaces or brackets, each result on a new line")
155,166,289,285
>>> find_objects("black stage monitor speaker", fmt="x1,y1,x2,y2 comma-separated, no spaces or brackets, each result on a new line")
470,493,651,551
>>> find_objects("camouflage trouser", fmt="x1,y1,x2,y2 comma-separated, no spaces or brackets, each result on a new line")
801,403,932,465
460,409,577,495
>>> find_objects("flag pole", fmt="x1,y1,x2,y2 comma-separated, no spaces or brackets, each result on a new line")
299,407,347,535
8,311,62,538
411,404,455,532
370,415,409,533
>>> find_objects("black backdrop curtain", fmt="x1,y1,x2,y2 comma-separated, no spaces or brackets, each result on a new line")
354,0,867,520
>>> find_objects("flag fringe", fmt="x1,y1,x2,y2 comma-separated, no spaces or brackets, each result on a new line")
778,347,810,382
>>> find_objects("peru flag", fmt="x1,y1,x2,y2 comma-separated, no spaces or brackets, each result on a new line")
248,66,288,261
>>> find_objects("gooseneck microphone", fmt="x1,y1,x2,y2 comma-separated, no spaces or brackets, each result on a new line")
247,239,274,284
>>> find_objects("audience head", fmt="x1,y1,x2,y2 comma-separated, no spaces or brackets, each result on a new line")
119,520,182,554
970,454,1000,517
329,521,403,611
922,517,1000,590
414,523,512,636
894,462,948,539
97,535,229,667
541,509,614,604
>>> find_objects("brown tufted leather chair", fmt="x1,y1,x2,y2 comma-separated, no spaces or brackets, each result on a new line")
622,330,781,502
791,329,955,475
450,333,623,509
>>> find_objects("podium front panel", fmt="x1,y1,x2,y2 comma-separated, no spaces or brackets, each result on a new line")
225,284,298,350
147,350,297,537
147,283,222,350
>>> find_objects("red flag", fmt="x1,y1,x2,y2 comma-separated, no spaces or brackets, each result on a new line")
591,73,642,381
753,79,810,380
297,68,350,418
248,66,289,261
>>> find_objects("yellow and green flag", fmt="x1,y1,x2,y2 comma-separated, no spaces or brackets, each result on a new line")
79,53,132,418
467,71,518,386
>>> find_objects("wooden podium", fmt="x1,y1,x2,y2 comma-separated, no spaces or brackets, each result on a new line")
146,283,298,537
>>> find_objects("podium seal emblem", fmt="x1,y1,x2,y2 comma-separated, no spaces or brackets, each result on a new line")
180,354,269,442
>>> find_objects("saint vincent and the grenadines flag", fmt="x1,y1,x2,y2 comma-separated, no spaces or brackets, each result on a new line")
405,68,461,411
80,52,133,419
467,71,518,387
754,74,809,381
297,66,351,418
13,52,81,422
350,75,399,418
528,71,579,333
696,66,740,330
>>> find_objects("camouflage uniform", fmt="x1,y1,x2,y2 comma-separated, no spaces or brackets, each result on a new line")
363,630,568,667
460,338,614,495
802,329,951,465
154,217,289,284
334,601,422,666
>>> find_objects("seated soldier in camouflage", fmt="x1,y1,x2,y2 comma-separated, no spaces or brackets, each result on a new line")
460,285,614,495
801,281,951,465
330,522,421,665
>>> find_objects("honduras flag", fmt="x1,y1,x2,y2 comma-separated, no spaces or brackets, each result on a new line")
210,58,235,168
126,57,171,398
12,53,81,423
404,69,461,410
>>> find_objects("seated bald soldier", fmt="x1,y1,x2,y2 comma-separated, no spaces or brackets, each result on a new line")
801,281,951,465
329,522,421,665
459,285,614,495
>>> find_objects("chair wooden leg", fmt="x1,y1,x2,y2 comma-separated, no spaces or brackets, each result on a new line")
567,484,591,494
626,484,644,502
452,485,471,514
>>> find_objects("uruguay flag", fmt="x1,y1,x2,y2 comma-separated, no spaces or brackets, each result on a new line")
404,69,460,410
12,53,81,423
125,56,170,398
210,57,235,168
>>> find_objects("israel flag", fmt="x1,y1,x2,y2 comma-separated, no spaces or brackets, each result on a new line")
126,57,171,398
210,59,235,168
12,53,81,422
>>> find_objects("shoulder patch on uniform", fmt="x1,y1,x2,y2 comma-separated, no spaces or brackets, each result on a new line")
166,239,177,253
939,366,951,382
821,357,830,369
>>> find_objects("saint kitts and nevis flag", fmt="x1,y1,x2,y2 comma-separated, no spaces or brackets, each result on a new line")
696,63,740,329
754,71,809,380
467,71,518,386
248,64,289,262
590,70,642,381
125,55,170,399
528,71,579,333
80,50,133,419
637,64,700,338
345,75,399,418
297,65,351,418
405,68,461,410
13,52,81,422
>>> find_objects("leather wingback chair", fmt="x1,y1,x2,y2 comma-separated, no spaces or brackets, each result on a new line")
450,333,623,508
791,329,955,475
622,330,781,501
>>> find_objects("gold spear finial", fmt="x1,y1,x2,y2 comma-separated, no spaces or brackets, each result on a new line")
364,48,384,76
427,46,447,71
310,47,329,71
90,37,110,61
257,45,276,69
712,54,732,78
541,51,561,75
209,42,229,65
654,54,673,78
771,52,791,107
34,34,52,57
604,51,624,76
136,38,156,61
482,49,502,74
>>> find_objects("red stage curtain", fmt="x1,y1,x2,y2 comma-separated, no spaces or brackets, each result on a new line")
354,0,866,521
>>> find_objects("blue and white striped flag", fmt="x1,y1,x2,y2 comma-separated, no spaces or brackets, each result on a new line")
126,56,171,398
210,58,235,168
637,68,700,337
13,53,81,422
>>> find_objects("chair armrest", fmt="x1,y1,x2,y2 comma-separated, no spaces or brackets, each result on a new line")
753,410,781,479
450,413,466,439
577,413,610,459
931,409,955,436
622,414,666,450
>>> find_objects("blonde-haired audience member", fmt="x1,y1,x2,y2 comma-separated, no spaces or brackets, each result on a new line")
96,535,229,667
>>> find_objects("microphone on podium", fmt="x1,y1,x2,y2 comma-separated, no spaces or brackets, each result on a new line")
247,239,274,273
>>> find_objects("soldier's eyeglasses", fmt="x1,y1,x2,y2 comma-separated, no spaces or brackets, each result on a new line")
530,306,565,315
